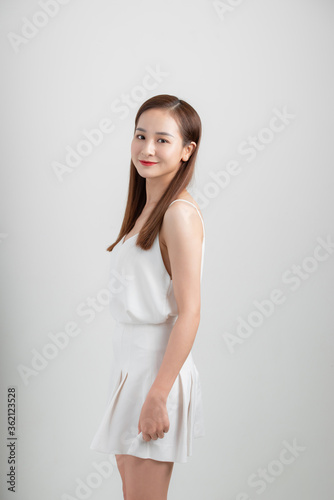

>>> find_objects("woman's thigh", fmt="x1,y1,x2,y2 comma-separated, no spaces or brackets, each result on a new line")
118,454,174,500
115,454,127,497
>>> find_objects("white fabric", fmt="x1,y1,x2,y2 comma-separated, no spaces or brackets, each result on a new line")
90,199,205,463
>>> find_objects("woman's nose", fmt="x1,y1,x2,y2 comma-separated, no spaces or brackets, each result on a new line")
141,140,155,155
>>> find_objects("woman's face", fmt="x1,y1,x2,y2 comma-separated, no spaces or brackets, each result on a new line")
131,108,195,180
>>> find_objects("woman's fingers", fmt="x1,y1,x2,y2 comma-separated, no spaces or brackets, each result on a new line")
138,394,170,441
142,432,151,442
141,430,166,441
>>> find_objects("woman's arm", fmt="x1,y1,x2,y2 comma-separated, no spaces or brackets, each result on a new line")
148,201,204,401
137,201,204,441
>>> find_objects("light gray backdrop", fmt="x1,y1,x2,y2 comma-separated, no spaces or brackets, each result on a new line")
1,1,333,499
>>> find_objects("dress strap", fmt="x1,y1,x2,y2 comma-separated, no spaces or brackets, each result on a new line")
168,199,205,237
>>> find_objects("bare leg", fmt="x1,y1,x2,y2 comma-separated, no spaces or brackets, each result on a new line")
116,454,174,500
115,454,127,499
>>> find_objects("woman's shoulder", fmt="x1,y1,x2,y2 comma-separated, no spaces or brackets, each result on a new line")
160,191,204,246
167,191,202,216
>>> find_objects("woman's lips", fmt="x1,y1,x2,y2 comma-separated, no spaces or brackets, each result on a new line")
139,160,158,166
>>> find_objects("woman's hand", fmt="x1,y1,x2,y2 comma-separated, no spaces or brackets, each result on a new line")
138,391,170,442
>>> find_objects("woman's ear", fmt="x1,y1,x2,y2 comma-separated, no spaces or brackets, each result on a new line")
181,141,196,161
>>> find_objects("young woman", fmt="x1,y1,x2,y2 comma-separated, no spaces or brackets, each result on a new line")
90,94,206,500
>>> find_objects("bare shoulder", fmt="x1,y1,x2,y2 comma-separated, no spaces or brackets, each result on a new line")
167,190,203,217
160,191,203,247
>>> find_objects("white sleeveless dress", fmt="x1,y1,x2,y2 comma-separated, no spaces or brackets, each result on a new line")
89,199,206,463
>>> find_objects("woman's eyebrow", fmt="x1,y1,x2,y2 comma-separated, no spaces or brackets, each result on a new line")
135,127,174,137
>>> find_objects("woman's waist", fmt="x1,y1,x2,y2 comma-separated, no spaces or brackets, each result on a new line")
114,316,176,330
111,318,183,372
112,318,199,368
112,318,176,350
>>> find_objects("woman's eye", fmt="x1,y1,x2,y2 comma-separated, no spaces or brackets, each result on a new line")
135,135,168,144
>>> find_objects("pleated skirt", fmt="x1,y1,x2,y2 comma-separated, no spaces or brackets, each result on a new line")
89,319,205,463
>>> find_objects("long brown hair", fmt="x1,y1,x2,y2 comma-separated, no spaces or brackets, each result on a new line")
106,94,202,252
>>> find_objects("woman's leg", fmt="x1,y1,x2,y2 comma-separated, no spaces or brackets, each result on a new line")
115,454,127,499
116,454,174,500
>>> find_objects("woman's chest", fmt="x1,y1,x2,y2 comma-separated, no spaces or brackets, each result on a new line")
112,233,172,283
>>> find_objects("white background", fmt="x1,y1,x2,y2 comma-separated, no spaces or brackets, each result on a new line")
1,0,333,499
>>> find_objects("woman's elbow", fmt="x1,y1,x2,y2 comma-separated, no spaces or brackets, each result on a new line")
178,307,201,325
